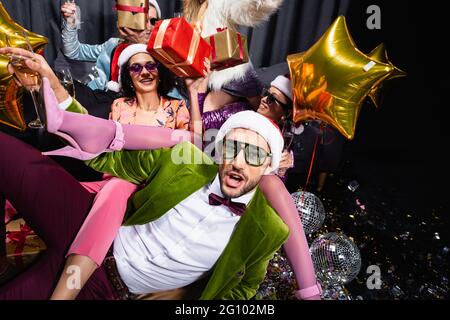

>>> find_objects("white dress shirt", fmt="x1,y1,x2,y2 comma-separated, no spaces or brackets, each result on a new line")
113,174,255,294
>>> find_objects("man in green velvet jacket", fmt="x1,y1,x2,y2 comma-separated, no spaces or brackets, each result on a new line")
85,112,290,300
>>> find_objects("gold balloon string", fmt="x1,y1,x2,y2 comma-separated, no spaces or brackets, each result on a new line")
299,133,320,206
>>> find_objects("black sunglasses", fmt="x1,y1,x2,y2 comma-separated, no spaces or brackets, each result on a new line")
128,61,159,75
149,17,159,26
262,88,289,109
221,139,272,167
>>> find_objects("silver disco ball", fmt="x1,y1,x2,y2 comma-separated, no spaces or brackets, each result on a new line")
310,232,361,287
291,191,326,234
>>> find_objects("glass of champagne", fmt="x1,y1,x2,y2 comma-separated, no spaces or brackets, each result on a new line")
277,120,295,177
282,120,295,151
56,68,75,98
67,0,82,29
5,33,44,129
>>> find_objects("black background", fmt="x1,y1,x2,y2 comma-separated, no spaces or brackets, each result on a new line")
345,1,447,212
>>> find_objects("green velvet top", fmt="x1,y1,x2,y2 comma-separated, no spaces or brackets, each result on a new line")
85,143,289,300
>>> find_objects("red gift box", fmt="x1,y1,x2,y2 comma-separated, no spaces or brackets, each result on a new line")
148,17,211,77
4,199,17,224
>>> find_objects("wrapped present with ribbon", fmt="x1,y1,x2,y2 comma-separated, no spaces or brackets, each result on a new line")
6,219,46,269
4,200,18,224
207,28,249,71
148,17,211,77
115,0,149,31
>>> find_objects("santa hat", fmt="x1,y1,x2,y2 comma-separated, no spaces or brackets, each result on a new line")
106,44,150,92
149,0,162,19
215,110,284,172
270,75,293,101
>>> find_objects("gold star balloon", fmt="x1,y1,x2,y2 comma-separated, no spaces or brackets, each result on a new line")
0,2,48,131
367,43,406,108
287,16,395,139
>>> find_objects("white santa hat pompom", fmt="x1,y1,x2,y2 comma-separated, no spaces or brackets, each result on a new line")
215,110,284,172
106,80,122,92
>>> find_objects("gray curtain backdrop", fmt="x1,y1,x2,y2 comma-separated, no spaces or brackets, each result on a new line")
240,0,350,67
1,0,349,68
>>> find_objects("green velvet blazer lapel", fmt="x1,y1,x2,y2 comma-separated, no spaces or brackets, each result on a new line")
200,189,289,299
122,143,218,225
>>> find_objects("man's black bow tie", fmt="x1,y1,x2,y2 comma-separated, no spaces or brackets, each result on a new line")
208,193,246,216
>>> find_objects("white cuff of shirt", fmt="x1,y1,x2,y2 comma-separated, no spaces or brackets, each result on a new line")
59,96,73,110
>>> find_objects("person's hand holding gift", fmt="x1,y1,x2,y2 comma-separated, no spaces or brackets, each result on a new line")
184,58,210,94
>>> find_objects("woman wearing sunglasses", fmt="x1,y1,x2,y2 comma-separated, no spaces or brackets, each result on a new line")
60,0,161,92
58,1,172,120
106,44,191,129
198,74,294,170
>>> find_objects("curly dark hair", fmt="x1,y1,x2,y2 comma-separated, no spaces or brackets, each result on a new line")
119,55,176,98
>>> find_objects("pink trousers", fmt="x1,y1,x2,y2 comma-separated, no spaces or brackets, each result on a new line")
69,176,138,266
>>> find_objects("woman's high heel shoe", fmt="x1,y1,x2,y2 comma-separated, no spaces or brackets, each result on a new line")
40,77,125,160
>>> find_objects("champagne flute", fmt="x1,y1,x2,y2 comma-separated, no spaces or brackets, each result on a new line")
67,0,82,29
56,68,75,98
277,120,295,177
5,32,44,129
282,120,295,151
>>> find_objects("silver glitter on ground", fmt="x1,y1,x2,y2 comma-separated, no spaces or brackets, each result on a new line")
255,164,449,300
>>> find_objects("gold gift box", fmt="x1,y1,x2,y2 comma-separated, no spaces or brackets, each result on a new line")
116,0,149,31
208,28,249,71
6,219,47,269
